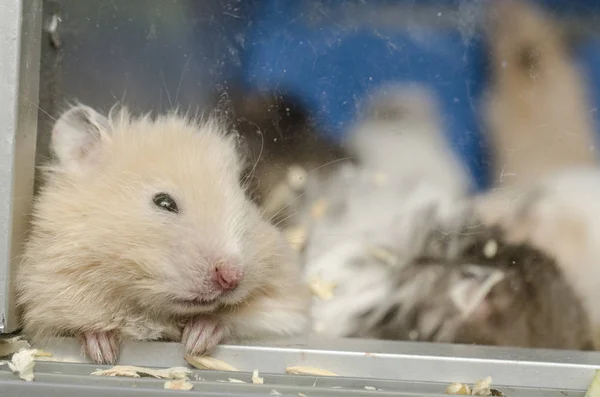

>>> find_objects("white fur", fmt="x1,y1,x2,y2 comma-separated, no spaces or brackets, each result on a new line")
347,84,472,197
303,85,472,337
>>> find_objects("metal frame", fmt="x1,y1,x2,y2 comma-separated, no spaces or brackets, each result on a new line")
2,337,600,395
0,0,43,333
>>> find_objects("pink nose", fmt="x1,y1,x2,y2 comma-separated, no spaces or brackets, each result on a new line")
212,266,242,291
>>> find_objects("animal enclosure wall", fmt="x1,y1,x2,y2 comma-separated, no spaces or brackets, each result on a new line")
0,0,41,334
33,0,600,190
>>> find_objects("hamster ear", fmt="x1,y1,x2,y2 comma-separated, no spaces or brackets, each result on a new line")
51,105,110,173
449,265,505,320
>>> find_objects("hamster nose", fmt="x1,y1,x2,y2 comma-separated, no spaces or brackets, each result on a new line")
212,265,243,291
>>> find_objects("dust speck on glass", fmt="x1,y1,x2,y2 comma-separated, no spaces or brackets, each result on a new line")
33,0,600,353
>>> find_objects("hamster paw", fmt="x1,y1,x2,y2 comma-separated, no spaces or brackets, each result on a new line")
80,330,120,364
182,316,228,355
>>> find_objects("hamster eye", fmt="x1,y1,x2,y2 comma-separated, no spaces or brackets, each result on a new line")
152,193,179,213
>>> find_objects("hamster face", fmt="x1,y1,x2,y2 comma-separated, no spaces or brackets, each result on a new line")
38,105,271,317
486,0,563,76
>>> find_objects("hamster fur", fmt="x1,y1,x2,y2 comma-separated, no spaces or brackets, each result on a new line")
302,84,473,337
476,166,600,348
350,212,592,350
16,105,310,364
483,0,597,188
346,84,472,197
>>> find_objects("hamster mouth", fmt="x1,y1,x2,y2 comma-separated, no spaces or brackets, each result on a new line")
174,297,218,306
172,295,221,309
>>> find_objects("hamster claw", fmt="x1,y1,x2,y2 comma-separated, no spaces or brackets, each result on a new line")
182,316,227,355
80,330,120,364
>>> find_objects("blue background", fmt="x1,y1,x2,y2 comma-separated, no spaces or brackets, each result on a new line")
226,0,600,190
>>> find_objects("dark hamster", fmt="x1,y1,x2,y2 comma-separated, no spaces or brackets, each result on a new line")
224,90,350,226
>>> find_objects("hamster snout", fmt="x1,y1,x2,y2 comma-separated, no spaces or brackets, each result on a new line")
212,263,243,291
174,261,243,306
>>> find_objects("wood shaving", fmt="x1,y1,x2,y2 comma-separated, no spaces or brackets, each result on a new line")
445,382,471,395
472,376,492,396
364,385,377,391
366,245,399,267
286,366,338,377
0,336,31,357
3,348,39,382
32,354,80,363
298,394,308,397
270,390,282,396
483,240,498,259
184,355,238,371
308,276,337,300
287,165,308,191
252,369,264,384
586,370,600,397
164,378,194,391
91,365,191,379
33,350,52,358
283,225,307,251
310,199,328,219
32,350,57,362
446,377,495,396
227,378,246,383
372,172,388,186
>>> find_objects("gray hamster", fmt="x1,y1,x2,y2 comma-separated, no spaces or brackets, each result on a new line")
351,212,593,350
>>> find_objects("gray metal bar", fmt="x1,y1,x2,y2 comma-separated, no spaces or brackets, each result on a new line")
18,336,600,392
0,0,43,333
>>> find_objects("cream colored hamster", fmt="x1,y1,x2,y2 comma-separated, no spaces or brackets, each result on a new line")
16,104,310,364
483,0,597,188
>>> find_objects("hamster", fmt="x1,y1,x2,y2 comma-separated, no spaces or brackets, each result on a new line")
303,84,473,336
15,104,310,364
349,212,593,350
226,90,349,227
346,84,472,197
482,0,597,188
476,166,600,348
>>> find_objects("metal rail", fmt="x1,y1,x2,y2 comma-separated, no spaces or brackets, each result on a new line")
0,0,42,333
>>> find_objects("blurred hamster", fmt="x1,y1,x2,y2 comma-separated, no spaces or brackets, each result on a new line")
483,0,596,188
349,213,592,350
227,90,349,227
303,84,473,334
346,84,472,196
476,166,600,348
16,105,310,364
